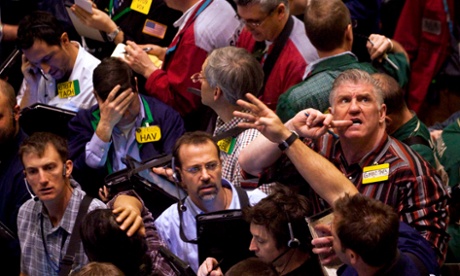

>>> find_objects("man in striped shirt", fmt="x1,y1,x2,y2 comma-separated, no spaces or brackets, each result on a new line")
236,69,450,267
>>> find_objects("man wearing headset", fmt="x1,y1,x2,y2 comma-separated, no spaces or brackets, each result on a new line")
17,132,152,275
154,131,267,273
199,185,323,276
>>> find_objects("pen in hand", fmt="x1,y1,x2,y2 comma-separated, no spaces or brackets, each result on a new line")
123,47,153,54
304,112,339,139
366,38,399,71
207,258,224,276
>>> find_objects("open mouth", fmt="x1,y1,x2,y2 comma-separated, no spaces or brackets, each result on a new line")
351,118,362,125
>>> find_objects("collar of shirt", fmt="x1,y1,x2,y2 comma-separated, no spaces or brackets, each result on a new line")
39,187,86,236
303,51,357,79
213,111,250,135
173,1,201,30
331,133,390,170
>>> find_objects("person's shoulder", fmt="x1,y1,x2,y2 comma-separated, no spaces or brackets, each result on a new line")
155,202,179,225
18,199,39,216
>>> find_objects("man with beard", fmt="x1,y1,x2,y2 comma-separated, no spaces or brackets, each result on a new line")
16,11,100,112
154,131,267,272
0,80,30,275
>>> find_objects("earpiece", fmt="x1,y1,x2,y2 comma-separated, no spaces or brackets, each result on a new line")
24,178,39,202
284,208,300,248
171,157,182,183
62,164,66,177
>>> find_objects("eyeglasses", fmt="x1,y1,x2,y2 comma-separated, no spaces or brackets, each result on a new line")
190,72,205,83
236,5,278,28
183,161,220,175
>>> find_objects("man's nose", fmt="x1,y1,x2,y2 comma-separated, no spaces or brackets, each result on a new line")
249,237,257,251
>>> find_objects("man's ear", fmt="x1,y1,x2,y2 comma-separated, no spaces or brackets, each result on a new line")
214,86,222,101
328,106,334,115
60,32,70,46
379,104,387,124
64,160,73,177
276,3,287,20
134,76,139,93
13,104,20,121
347,248,358,265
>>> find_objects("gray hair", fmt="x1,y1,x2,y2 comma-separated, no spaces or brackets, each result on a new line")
234,0,289,13
204,46,264,105
329,69,384,108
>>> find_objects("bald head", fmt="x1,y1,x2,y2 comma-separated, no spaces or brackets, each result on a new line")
0,79,17,110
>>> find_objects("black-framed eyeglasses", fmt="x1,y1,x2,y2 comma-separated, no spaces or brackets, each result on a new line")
236,5,278,28
190,72,205,83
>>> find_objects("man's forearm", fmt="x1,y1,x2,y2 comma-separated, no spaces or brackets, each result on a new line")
285,139,358,205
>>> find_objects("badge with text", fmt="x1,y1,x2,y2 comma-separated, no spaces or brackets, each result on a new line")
135,125,161,143
142,19,167,39
422,18,441,35
57,80,80,98
217,137,236,155
362,163,390,184
131,0,152,15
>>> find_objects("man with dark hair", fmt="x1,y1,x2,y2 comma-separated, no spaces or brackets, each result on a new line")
234,0,318,110
373,73,438,169
16,11,100,112
243,185,321,275
68,57,185,197
333,193,439,275
0,79,29,275
276,0,409,122
17,132,107,275
18,131,160,275
155,131,266,272
199,185,346,276
237,69,449,265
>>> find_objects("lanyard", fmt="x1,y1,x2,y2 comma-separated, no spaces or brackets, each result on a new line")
109,0,131,22
40,215,68,274
164,0,213,66
442,0,454,36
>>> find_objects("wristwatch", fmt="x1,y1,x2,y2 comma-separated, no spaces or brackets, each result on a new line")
106,26,121,42
278,131,299,151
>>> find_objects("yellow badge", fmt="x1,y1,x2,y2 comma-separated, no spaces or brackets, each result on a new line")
362,163,390,184
135,125,161,143
131,0,152,15
57,80,80,98
217,137,236,154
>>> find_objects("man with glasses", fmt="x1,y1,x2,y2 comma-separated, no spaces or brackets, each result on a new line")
154,131,266,273
235,0,318,110
276,0,409,122
16,11,100,112
186,46,267,191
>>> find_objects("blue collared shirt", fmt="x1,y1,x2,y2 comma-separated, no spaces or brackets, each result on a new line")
17,184,106,275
